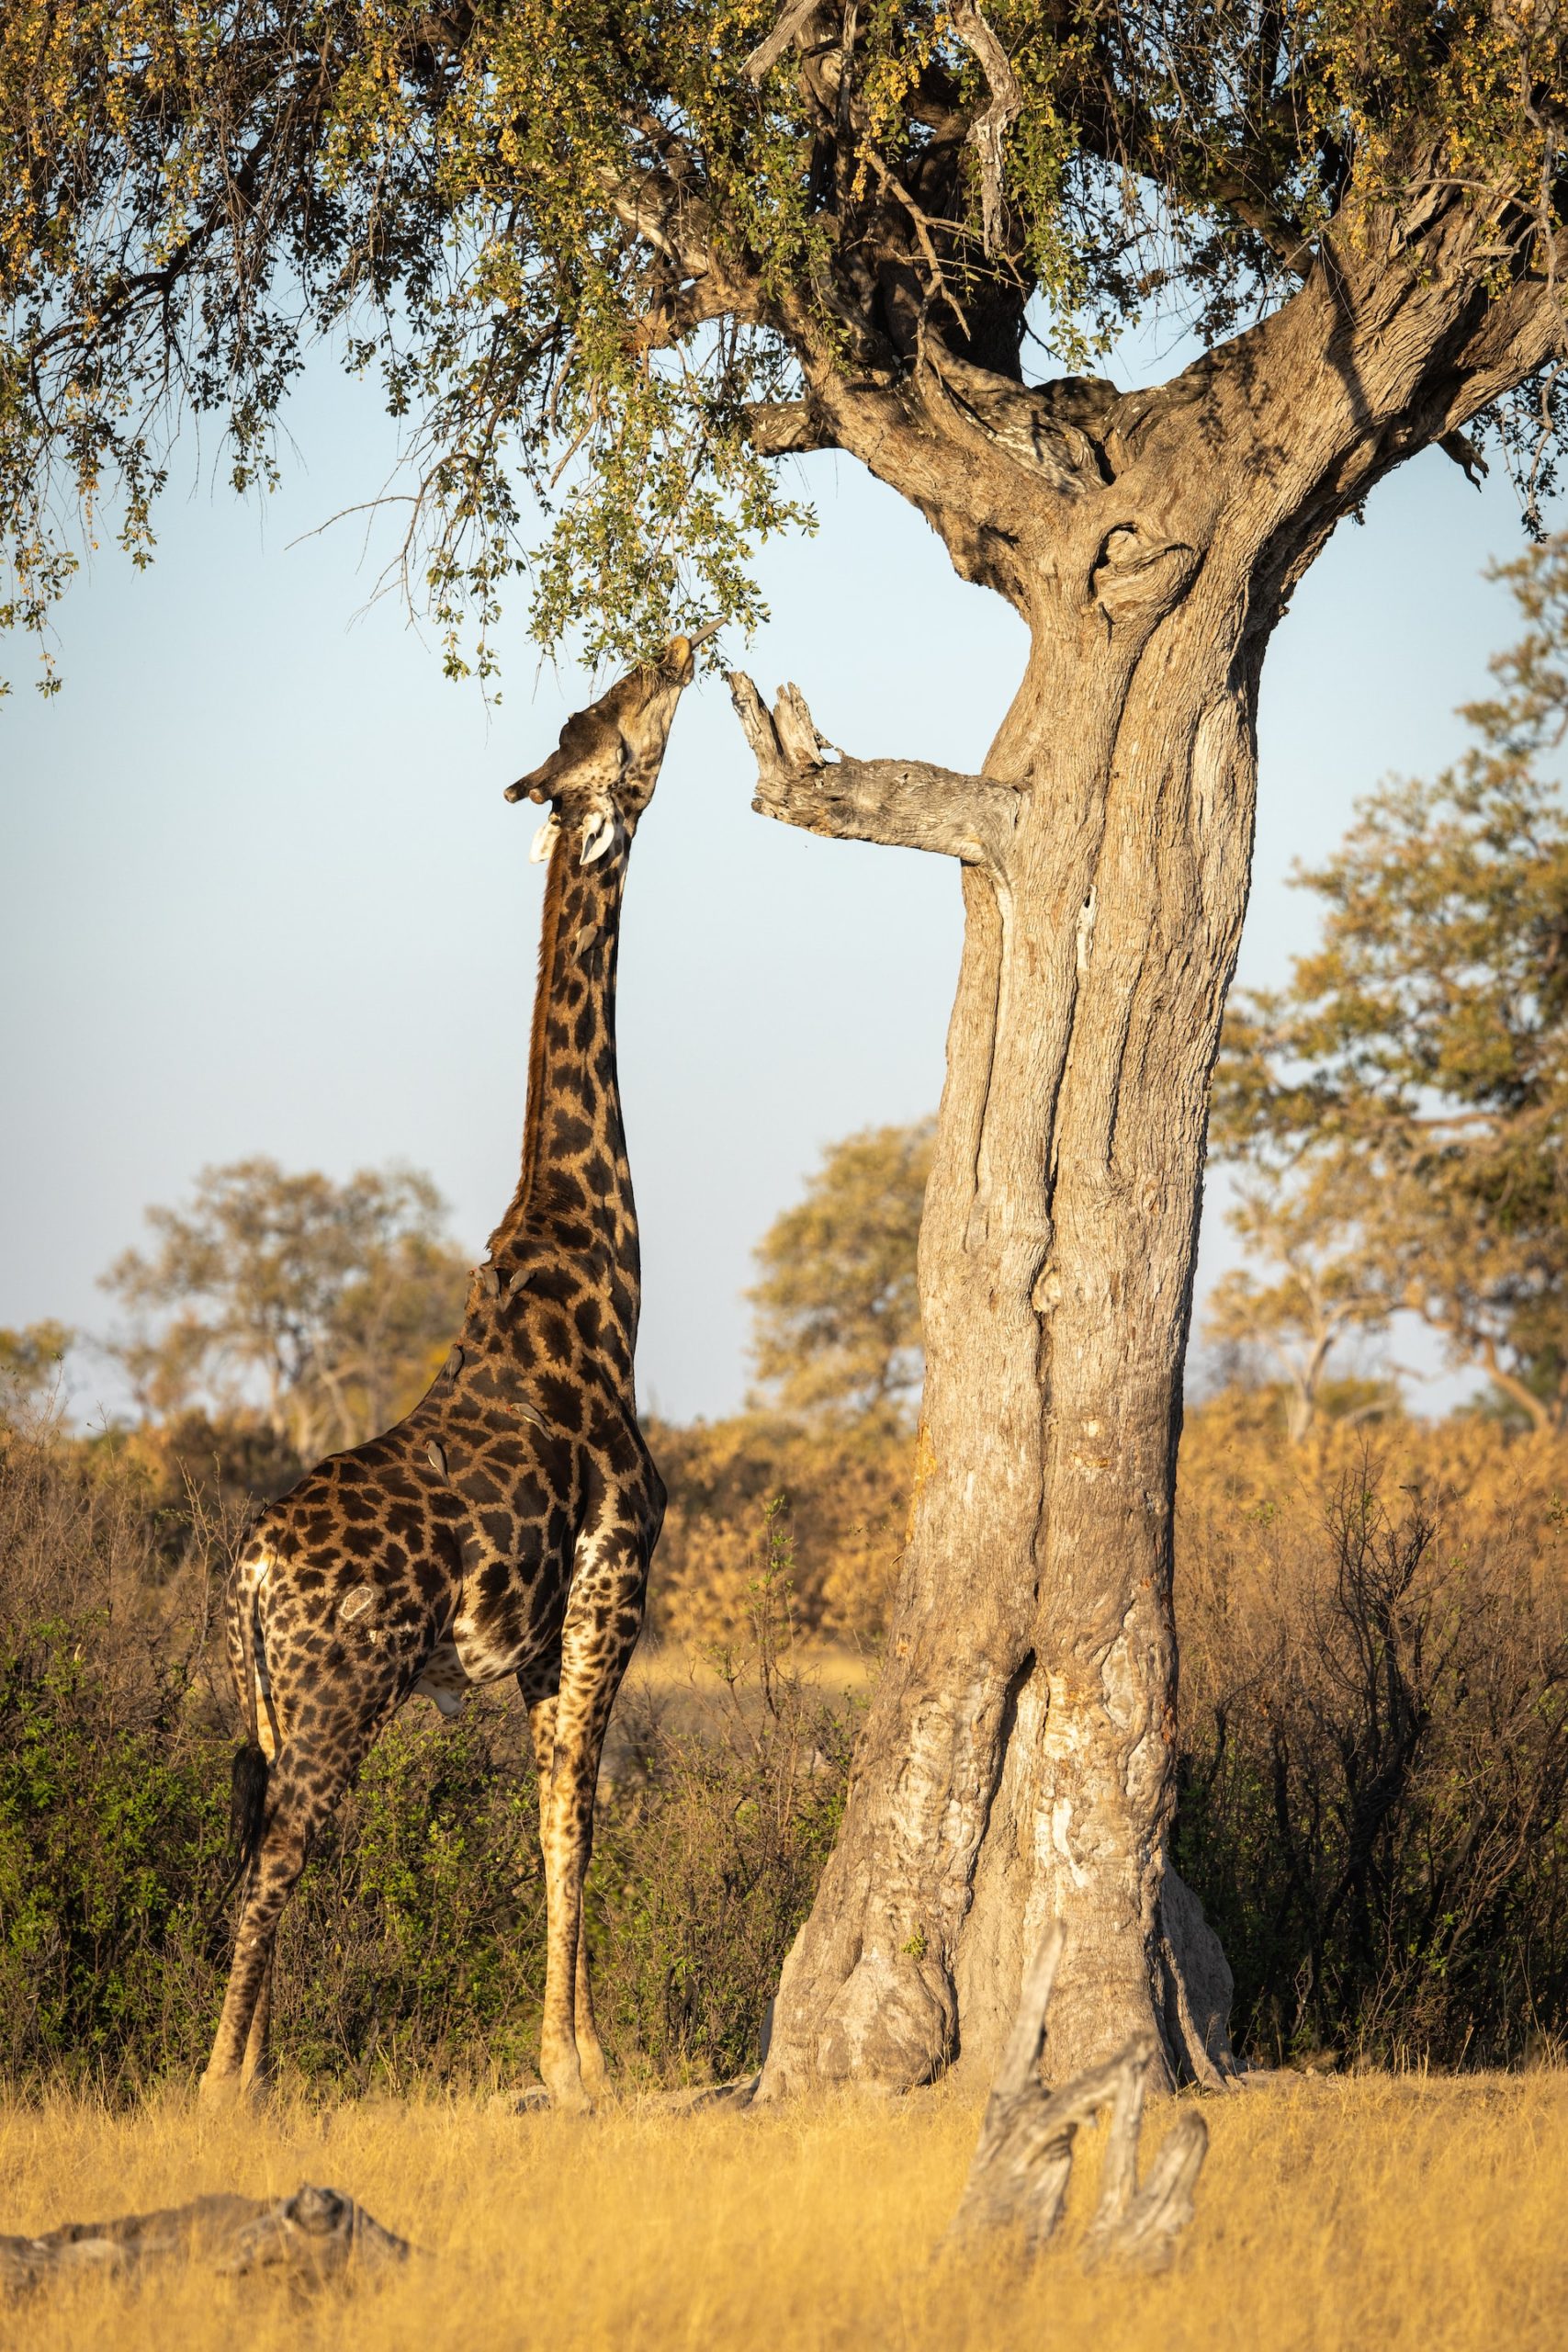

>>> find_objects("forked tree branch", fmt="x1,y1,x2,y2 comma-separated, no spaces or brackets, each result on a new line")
728,672,1021,871
943,1923,1209,2270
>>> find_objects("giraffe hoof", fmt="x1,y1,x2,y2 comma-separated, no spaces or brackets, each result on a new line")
577,2053,613,2103
197,2068,244,2111
539,2062,595,2116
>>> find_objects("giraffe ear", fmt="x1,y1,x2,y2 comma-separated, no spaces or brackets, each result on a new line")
529,814,561,864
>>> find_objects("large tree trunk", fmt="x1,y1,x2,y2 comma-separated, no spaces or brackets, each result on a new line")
735,199,1567,2098
750,558,1261,2091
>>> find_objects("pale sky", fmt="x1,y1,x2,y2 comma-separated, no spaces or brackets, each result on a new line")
0,347,1535,1425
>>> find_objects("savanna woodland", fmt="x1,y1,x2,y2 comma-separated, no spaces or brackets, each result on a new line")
7,0,1568,2110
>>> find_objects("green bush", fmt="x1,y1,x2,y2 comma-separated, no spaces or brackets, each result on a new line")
0,1619,228,2086
0,1425,852,2097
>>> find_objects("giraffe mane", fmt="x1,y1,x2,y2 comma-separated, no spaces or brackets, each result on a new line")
489,824,570,1250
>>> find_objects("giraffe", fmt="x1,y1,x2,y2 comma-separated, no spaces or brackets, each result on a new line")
198,635,706,2113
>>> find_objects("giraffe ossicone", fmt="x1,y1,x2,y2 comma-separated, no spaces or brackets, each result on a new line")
198,637,701,2116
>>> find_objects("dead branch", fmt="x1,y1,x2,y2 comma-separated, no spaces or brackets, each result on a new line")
949,4,1021,255
744,0,823,81
728,671,1021,872
742,398,840,456
943,1923,1209,2272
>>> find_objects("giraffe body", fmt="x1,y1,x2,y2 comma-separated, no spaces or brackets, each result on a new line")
200,641,701,2111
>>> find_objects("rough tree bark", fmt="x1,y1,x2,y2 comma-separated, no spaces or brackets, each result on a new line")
728,195,1568,2096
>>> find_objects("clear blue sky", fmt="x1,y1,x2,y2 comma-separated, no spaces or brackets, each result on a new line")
0,349,1532,1424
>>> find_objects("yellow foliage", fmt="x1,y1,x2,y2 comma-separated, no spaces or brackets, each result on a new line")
2,2075,1565,2350
646,1396,1568,1657
646,1413,908,1646
1179,1389,1568,1567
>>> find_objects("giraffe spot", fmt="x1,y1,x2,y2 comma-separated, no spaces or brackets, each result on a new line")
339,1587,376,1624
551,1112,592,1156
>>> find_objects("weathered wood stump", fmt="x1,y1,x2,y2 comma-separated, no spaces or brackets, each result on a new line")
944,1924,1209,2270
0,2183,412,2295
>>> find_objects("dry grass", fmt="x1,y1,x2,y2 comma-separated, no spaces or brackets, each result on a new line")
2,2074,1564,2350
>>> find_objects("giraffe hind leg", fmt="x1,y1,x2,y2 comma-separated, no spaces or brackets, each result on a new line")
241,1953,276,2095
198,1719,379,2107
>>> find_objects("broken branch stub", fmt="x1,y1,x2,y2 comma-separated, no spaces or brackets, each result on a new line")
728,670,1021,873
944,1924,1208,2272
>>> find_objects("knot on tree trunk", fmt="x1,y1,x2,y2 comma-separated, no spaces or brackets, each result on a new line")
944,1923,1208,2271
812,1949,957,2090
1090,524,1200,628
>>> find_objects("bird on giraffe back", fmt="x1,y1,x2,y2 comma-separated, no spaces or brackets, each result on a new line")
199,631,711,2113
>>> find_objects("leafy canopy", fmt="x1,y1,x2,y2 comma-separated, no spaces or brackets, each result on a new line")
1212,533,1568,1431
4,2,1566,688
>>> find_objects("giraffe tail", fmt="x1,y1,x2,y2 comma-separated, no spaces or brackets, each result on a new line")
220,1564,272,1900
229,1741,269,1872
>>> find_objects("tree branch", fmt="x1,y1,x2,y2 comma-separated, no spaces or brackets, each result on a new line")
743,0,826,82
949,4,1022,257
728,673,1021,871
742,399,840,456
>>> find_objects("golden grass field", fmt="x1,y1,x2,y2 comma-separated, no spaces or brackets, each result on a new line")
2,2072,1564,2350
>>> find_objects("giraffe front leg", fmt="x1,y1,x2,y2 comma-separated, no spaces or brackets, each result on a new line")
535,1540,647,2112
526,1685,609,2102
573,1920,611,2101
537,1762,592,2114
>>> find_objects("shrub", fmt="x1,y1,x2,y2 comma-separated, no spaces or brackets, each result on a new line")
0,1422,853,2097
1174,1432,1568,2067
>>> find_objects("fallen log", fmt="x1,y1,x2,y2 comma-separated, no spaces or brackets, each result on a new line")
0,2182,412,2295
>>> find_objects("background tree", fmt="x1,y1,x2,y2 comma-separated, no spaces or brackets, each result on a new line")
101,1159,469,1458
1213,537,1568,1437
1202,1168,1390,1442
749,1122,931,1425
0,1321,73,1421
13,1,1568,2085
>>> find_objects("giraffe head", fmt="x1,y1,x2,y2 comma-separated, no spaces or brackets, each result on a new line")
505,627,716,865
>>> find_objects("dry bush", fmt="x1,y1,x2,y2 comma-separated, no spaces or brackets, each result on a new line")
645,1413,908,1645
1174,1399,1568,2066
11,1385,1568,2093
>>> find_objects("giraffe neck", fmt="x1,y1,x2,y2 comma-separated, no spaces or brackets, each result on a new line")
484,831,641,1351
